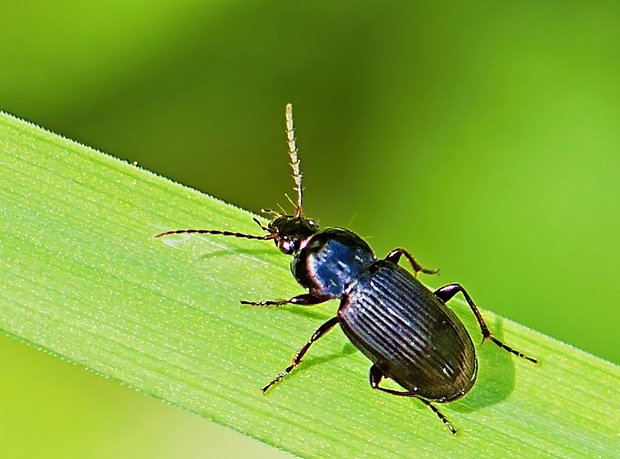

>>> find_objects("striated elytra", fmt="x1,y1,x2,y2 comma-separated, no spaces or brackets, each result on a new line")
156,104,537,434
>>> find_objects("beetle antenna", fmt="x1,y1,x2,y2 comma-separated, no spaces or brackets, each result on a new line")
261,208,282,218
155,228,272,240
252,217,270,232
285,103,303,218
283,193,296,210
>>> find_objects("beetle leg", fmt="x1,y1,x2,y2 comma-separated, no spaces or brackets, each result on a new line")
262,316,340,393
434,284,538,364
384,248,439,277
241,293,332,307
369,365,457,434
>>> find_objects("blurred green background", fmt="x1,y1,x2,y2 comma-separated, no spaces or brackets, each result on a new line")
2,1,619,457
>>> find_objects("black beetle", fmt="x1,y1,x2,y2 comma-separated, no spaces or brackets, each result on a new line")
156,104,537,433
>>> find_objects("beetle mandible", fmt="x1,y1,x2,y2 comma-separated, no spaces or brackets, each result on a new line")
156,104,537,434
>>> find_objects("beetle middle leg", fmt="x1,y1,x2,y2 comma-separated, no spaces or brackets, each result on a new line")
262,316,340,393
434,283,538,363
369,365,457,434
385,248,439,277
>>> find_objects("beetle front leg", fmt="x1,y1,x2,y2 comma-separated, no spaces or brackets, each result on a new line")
384,248,439,277
434,284,538,363
262,316,340,393
241,293,332,307
369,365,456,434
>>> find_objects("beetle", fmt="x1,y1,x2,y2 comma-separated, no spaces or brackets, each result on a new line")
156,104,537,433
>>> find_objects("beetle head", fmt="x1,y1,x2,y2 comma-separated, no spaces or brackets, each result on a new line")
256,213,319,255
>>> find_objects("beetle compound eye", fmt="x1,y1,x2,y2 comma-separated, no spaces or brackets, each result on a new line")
278,238,295,254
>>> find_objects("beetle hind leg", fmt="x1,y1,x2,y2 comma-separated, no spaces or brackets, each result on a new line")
369,365,457,434
434,283,538,364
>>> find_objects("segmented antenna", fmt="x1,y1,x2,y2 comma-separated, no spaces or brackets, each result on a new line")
285,103,303,218
155,228,271,240
155,218,274,240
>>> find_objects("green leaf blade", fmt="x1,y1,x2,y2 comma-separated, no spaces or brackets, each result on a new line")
0,112,618,458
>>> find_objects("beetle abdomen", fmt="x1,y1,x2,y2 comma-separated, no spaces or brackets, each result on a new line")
339,260,477,401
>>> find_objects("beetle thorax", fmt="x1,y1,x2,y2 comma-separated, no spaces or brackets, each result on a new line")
292,228,377,298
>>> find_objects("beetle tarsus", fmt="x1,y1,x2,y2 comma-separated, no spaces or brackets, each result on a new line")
385,248,439,277
420,399,457,435
489,336,538,364
240,299,290,307
241,293,332,308
262,367,292,393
